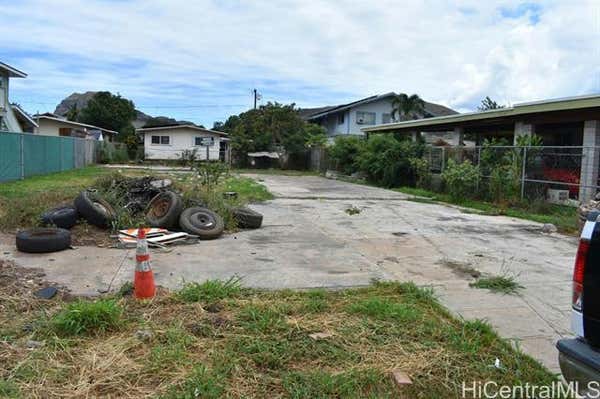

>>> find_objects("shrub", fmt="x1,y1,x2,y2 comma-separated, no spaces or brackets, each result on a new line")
196,161,229,189
489,164,521,206
441,159,480,201
409,157,431,189
179,149,198,168
51,299,123,336
356,135,422,187
327,136,364,175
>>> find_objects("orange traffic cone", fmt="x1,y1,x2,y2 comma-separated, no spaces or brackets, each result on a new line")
134,227,156,299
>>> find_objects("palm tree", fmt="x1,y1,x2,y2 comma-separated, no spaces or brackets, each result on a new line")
390,93,425,122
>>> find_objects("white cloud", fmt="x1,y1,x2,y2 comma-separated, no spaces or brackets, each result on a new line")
0,0,598,124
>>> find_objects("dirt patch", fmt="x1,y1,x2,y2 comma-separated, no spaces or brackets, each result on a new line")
435,259,481,279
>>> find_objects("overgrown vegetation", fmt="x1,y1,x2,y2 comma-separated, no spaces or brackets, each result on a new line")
328,134,423,187
0,277,558,397
0,166,272,236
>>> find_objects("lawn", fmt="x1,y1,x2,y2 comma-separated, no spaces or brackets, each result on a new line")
0,266,558,398
394,186,579,235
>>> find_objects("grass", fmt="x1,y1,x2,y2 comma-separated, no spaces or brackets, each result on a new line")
177,277,243,303
470,274,524,295
50,299,124,336
0,277,560,398
394,186,579,235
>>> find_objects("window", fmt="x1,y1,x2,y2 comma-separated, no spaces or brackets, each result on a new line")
194,136,214,146
151,135,170,145
382,113,392,124
356,111,376,125
337,113,345,125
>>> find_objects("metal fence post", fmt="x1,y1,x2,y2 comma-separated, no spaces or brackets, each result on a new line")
520,147,527,200
19,133,24,180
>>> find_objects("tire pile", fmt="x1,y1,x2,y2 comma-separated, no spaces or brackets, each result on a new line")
16,177,264,254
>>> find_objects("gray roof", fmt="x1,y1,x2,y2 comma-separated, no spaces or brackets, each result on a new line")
0,61,27,78
301,92,457,120
362,93,600,133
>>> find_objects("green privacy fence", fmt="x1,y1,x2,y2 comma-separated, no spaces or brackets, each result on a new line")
0,131,99,183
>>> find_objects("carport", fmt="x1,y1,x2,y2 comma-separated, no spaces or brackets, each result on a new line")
362,95,600,201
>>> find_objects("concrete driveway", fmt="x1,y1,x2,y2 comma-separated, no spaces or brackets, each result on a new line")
1,174,577,371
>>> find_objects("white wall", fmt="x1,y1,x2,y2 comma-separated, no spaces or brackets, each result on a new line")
314,98,394,137
36,119,64,136
144,127,222,160
0,73,23,133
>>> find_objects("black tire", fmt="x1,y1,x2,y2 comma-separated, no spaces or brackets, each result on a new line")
41,206,78,229
74,190,116,228
179,207,224,240
232,206,263,229
16,228,71,253
145,191,183,229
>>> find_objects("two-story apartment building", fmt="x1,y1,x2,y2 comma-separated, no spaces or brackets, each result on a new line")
299,92,457,139
0,61,37,133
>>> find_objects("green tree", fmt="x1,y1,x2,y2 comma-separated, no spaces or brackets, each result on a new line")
477,96,505,111
219,102,310,164
78,91,136,133
390,93,425,122
304,123,328,148
66,104,79,121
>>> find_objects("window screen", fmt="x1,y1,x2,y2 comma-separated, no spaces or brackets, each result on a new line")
151,136,160,144
382,113,392,124
160,136,170,145
356,111,376,125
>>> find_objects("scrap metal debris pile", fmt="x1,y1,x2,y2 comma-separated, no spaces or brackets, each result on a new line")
15,175,263,253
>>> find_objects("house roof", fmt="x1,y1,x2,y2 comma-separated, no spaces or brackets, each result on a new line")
0,61,27,78
35,115,119,135
361,94,600,133
303,92,457,120
11,104,38,128
136,124,228,136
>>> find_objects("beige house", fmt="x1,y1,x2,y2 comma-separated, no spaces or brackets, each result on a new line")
34,114,117,141
137,124,229,161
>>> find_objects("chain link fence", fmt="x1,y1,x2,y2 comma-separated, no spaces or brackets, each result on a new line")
424,145,600,203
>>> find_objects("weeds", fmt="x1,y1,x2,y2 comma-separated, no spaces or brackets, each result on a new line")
347,297,421,322
177,277,242,303
50,299,123,336
470,274,523,295
345,206,361,215
282,369,388,399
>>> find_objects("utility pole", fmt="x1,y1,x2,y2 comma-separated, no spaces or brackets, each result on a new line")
252,89,261,110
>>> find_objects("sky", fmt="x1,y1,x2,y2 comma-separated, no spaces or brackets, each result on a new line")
0,0,599,127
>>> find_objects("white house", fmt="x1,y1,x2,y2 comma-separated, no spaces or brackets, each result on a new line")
34,113,117,141
299,92,457,139
0,61,38,133
137,124,229,161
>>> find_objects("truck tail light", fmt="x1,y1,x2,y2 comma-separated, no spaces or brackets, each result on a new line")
573,240,590,311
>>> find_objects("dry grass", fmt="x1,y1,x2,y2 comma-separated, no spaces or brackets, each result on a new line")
0,263,558,398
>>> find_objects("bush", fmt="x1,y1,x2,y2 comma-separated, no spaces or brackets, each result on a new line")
356,135,422,187
97,142,129,164
51,299,123,336
441,159,480,201
409,157,431,189
327,136,364,175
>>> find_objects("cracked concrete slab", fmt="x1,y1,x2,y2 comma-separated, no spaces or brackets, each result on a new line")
0,173,577,372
